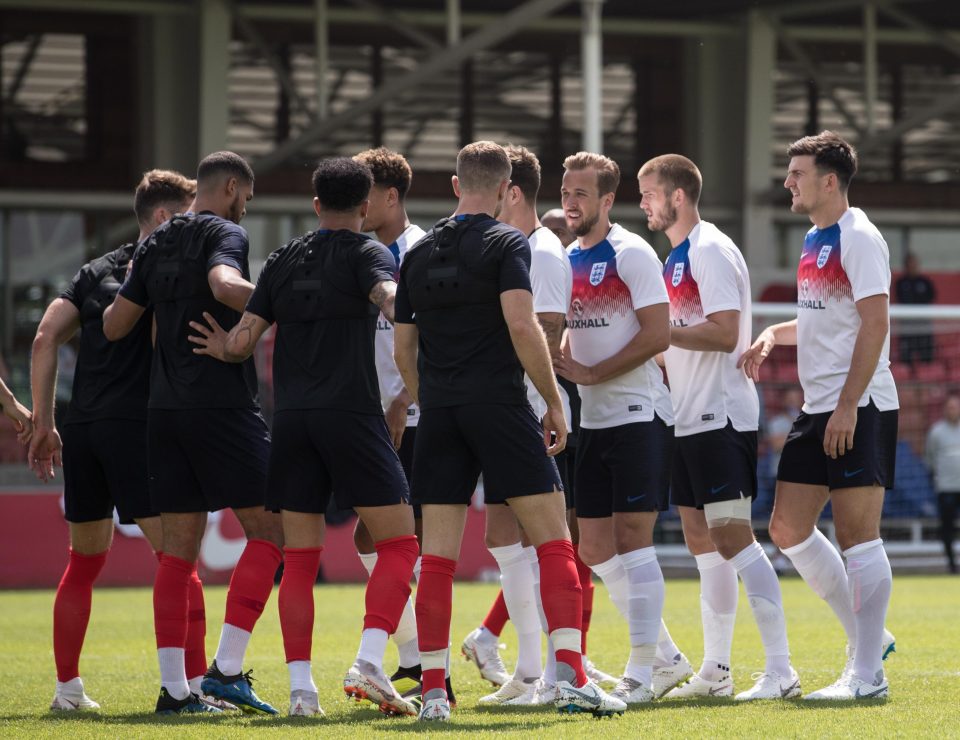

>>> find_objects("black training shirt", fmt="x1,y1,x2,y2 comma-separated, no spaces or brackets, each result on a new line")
245,229,395,413
394,214,532,410
119,212,259,409
60,243,151,423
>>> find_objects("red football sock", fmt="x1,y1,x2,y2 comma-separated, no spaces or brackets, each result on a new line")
481,589,509,637
184,566,207,680
278,547,323,663
575,546,594,654
154,553,194,649
416,554,457,697
364,535,418,633
53,549,108,682
537,539,587,687
223,539,282,632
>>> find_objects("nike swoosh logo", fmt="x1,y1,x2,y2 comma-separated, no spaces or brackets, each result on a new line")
844,468,864,478
626,494,645,503
781,680,800,697
708,686,726,696
63,698,78,709
710,484,729,494
855,685,886,698
564,687,601,706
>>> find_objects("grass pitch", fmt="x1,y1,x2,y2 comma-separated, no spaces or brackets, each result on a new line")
1,575,958,738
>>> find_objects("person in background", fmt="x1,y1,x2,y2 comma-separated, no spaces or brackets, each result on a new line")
926,394,960,574
894,252,935,365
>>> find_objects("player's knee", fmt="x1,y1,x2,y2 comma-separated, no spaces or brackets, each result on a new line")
613,520,653,553
768,514,804,550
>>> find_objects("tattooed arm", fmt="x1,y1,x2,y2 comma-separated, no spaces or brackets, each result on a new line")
536,312,565,358
369,280,397,324
188,311,270,363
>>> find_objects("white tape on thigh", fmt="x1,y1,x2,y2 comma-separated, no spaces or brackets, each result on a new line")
704,497,753,528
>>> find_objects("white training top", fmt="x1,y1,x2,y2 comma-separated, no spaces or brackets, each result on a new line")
795,207,899,414
662,221,760,437
566,224,674,429
523,226,574,430
375,223,425,426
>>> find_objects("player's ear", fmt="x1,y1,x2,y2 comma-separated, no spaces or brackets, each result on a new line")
225,176,238,197
312,197,322,218
359,199,370,220
451,175,461,198
387,186,399,208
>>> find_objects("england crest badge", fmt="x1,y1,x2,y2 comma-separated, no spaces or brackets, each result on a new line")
589,261,607,286
671,262,685,287
816,244,833,269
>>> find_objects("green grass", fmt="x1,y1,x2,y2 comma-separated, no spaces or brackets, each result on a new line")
1,575,958,738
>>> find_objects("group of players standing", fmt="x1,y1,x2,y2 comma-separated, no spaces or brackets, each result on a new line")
0,128,897,721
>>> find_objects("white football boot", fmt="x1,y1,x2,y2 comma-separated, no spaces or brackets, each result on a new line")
652,652,694,698
555,680,627,717
664,672,734,699
734,668,801,700
461,629,510,686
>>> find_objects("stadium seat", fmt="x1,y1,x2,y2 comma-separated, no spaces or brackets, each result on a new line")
890,362,913,383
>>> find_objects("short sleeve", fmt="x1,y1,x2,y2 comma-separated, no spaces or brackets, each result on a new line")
207,222,249,274
244,250,278,323
690,243,743,316
530,237,571,314
617,244,668,310
60,264,93,310
841,229,891,302
356,240,398,297
498,230,532,293
118,245,150,307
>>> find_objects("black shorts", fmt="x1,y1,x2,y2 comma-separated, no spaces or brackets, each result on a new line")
62,419,154,524
148,408,270,513
266,408,409,514
555,447,576,509
397,426,422,518
574,416,674,518
411,404,561,506
777,400,898,491
671,422,758,509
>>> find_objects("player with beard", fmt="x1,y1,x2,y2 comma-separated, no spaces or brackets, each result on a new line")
554,151,690,704
394,141,625,721
639,154,799,700
103,152,283,715
740,131,898,700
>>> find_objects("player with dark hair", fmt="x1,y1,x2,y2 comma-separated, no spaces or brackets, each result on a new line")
350,147,459,705
741,130,898,700
555,151,686,705
394,141,625,721
103,151,284,715
639,154,798,701
29,169,199,712
188,156,419,718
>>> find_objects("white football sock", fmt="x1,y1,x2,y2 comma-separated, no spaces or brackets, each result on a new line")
620,547,664,687
695,551,738,679
589,554,630,620
844,539,892,684
158,647,189,700
356,628,389,669
287,660,317,693
489,543,542,680
188,676,203,695
213,624,251,677
655,619,681,668
781,528,856,644
413,556,421,584
359,549,418,665
731,541,791,676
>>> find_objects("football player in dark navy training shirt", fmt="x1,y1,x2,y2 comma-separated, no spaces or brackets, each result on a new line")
28,169,196,713
187,157,419,718
392,140,625,721
103,151,284,716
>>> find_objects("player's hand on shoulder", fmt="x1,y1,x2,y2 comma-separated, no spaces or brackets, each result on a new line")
737,328,775,381
187,311,229,361
28,425,62,483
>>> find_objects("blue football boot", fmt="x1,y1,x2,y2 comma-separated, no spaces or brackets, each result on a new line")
200,661,278,715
